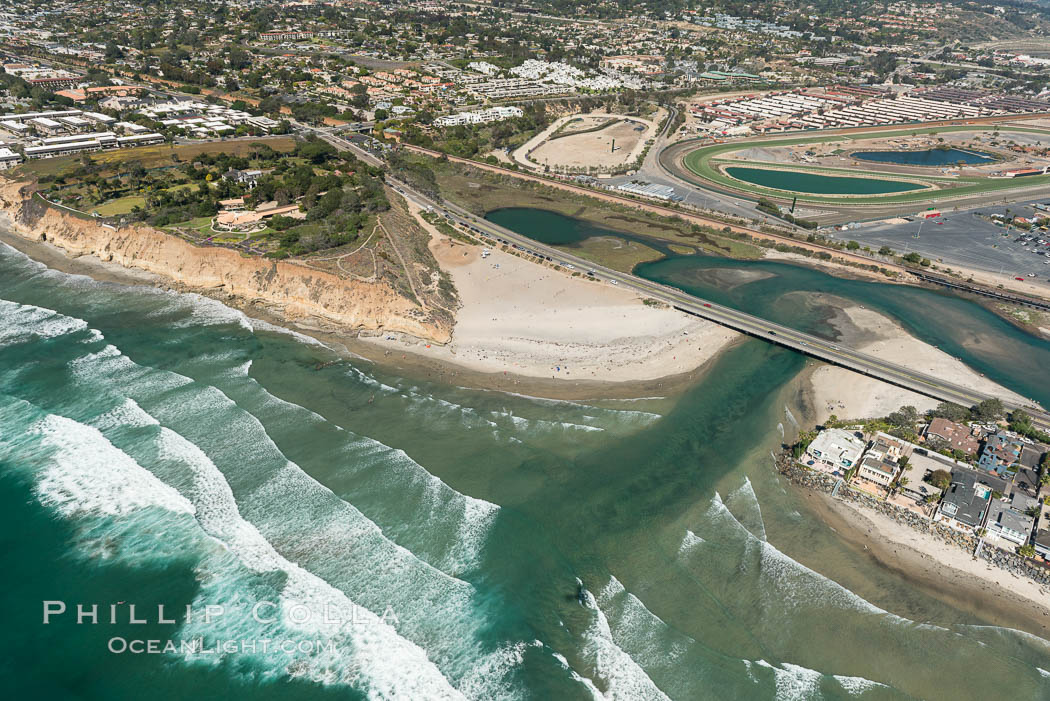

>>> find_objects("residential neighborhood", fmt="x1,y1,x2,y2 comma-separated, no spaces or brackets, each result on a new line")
800,404,1050,560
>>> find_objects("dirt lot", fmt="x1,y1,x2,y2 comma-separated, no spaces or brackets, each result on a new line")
529,119,649,170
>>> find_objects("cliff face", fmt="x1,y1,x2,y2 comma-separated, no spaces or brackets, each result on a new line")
0,179,451,343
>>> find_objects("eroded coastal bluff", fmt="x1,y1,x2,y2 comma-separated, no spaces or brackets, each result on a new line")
0,178,452,344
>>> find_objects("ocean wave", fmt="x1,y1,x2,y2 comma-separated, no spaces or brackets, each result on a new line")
552,652,605,700
705,492,889,617
28,323,523,696
164,292,255,333
92,397,161,431
952,623,1050,650
578,580,671,701
222,371,503,577
755,660,822,701
677,530,705,557
32,414,195,518
832,674,888,695
146,424,467,698
0,299,90,346
725,476,767,542
457,639,539,700
596,576,691,670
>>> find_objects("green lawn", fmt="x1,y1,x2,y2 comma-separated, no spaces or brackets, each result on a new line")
90,195,146,217
163,216,215,232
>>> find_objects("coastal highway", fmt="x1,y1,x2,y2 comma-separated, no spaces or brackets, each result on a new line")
312,127,1050,431
386,176,1050,432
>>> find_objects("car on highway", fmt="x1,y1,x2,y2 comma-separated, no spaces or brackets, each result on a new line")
1016,277,1025,281
610,280,618,285
702,303,712,308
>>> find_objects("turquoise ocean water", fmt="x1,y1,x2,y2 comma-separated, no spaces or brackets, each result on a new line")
2,235,1050,700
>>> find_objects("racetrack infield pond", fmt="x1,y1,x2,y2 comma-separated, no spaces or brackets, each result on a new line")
724,166,928,195
673,125,1050,205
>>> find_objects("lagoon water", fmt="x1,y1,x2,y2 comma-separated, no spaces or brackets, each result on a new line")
3,235,1050,700
724,166,925,195
488,207,1050,410
852,149,995,167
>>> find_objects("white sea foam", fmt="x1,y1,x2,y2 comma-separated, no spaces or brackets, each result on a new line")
486,407,611,435
148,425,466,698
457,639,539,700
347,365,400,394
243,380,502,575
677,530,705,556
69,344,194,395
755,660,822,701
552,652,605,700
0,299,89,345
42,329,513,696
248,316,332,349
596,576,691,669
833,674,888,695
169,292,254,332
73,329,501,582
707,493,889,617
578,584,671,701
32,414,195,518
725,476,767,541
92,398,161,431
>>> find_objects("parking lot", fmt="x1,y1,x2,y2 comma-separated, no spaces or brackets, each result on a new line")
848,198,1050,285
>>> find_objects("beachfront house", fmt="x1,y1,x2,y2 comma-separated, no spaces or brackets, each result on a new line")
857,452,898,488
977,431,1023,478
855,432,908,488
924,417,980,456
985,491,1038,546
1034,503,1050,558
805,428,866,473
1016,443,1049,497
937,470,991,531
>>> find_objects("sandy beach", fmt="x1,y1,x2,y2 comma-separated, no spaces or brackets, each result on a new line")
0,205,740,400
806,302,1032,423
800,488,1050,639
359,204,741,384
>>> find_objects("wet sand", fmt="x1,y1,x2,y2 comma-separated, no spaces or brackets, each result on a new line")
799,488,1050,641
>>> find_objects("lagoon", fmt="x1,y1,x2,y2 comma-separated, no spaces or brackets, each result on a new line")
488,207,1050,409
852,148,995,167
725,165,926,195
